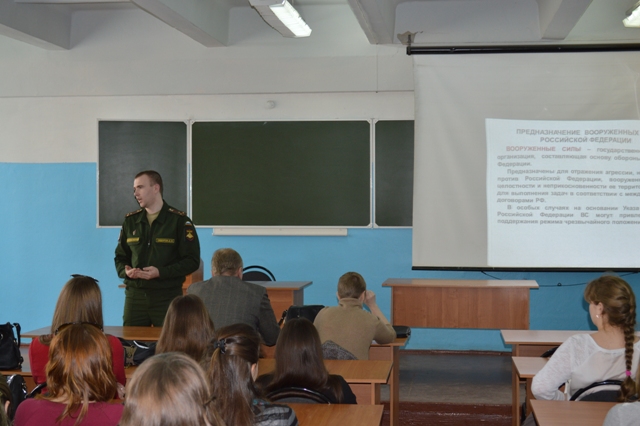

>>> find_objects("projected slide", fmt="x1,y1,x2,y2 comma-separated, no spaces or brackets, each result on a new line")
487,119,640,268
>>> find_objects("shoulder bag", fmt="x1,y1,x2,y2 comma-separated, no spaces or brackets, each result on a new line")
278,305,325,326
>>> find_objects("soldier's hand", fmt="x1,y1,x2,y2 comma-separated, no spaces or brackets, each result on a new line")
125,265,141,279
138,266,160,280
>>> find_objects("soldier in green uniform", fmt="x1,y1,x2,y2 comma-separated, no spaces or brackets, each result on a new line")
114,170,201,326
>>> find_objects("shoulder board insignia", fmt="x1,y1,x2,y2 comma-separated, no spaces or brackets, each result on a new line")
125,208,144,217
168,208,186,216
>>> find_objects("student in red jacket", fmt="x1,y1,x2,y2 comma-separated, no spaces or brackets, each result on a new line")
28,275,126,391
15,324,122,426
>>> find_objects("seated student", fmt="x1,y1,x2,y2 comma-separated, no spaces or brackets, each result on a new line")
14,323,122,426
204,324,298,426
188,248,280,346
531,275,640,402
256,318,357,404
119,352,223,426
155,294,215,362
0,375,12,426
313,272,396,360
28,275,126,389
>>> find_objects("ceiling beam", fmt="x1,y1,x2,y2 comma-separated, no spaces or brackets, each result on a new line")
131,0,229,47
536,0,593,40
347,0,396,44
0,0,71,49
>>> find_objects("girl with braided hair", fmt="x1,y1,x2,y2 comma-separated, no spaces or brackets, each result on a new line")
531,275,640,401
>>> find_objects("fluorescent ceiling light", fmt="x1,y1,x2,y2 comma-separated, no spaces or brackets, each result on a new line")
624,2,640,28
249,0,312,38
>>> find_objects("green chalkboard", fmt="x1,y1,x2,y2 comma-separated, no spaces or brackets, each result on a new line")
192,121,371,227
98,121,188,227
375,120,414,227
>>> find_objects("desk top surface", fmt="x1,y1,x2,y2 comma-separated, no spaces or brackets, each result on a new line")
512,356,548,378
21,325,162,342
23,325,163,340
371,337,408,348
531,400,616,426
287,403,383,426
249,281,313,290
382,279,539,288
258,359,392,384
23,327,408,348
9,352,393,383
501,330,592,345
119,281,312,290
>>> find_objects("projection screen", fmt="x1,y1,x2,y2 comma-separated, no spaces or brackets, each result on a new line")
412,52,640,270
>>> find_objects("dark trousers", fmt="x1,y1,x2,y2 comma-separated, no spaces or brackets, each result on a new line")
123,286,182,326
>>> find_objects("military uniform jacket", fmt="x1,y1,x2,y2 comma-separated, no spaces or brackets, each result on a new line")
114,202,200,290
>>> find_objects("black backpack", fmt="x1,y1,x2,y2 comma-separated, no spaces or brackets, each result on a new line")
0,323,23,370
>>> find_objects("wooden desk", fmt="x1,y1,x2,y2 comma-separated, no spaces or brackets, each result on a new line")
501,330,592,357
251,281,312,322
369,337,406,426
382,279,538,329
512,357,548,426
258,358,392,405
23,326,162,341
531,400,616,426
287,403,384,426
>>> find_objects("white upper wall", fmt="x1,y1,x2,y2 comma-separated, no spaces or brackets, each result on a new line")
0,92,413,162
0,5,413,163
0,5,413,97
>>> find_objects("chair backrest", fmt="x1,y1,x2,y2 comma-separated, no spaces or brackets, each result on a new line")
242,265,276,281
5,374,27,420
540,346,558,358
27,382,47,399
321,340,357,360
570,380,622,401
267,387,331,404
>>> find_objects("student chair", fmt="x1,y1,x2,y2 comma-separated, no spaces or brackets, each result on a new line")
267,387,331,404
242,265,276,281
570,380,622,401
27,382,47,399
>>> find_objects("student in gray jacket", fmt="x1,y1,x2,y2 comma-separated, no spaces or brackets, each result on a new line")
188,248,280,346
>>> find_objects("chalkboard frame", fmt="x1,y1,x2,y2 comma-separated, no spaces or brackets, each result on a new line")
97,119,415,231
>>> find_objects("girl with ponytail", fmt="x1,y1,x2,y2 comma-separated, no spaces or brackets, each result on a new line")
203,324,298,426
531,275,640,401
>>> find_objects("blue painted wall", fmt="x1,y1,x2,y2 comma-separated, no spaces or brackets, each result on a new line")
3,162,638,350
